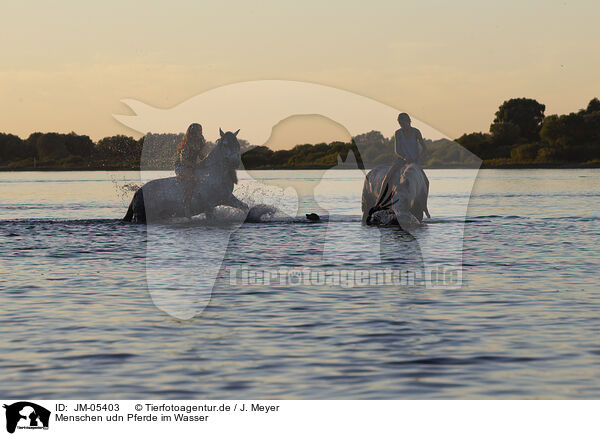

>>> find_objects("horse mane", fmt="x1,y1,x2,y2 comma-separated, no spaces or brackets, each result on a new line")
227,167,238,184
199,131,240,184
221,131,240,184
398,162,420,182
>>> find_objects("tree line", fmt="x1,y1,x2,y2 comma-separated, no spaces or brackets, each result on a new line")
1,97,599,170
455,97,600,166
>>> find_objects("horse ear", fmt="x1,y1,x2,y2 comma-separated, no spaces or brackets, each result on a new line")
219,128,225,137
234,129,240,137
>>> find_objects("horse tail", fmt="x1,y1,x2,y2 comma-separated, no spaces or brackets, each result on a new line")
123,199,134,222
361,172,376,224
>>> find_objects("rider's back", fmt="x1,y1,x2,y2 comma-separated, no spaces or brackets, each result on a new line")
395,127,420,163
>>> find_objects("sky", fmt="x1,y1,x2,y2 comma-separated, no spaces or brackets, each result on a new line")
1,0,599,147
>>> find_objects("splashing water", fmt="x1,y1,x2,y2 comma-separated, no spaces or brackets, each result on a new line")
234,179,299,217
110,173,141,203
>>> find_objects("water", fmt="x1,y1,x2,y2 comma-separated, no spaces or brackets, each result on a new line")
1,169,599,399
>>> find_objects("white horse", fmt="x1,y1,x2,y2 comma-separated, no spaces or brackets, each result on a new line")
362,162,430,229
123,129,248,223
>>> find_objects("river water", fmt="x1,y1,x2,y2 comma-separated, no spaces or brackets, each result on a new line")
1,169,599,398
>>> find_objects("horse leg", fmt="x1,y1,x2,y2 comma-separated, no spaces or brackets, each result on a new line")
421,168,431,218
362,177,376,224
132,189,146,224
410,204,424,223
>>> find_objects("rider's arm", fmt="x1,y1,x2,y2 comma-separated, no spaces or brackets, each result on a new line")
194,136,207,167
416,129,427,160
182,137,205,167
394,130,405,160
179,144,192,165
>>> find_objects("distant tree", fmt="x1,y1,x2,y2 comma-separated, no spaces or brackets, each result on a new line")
455,132,493,158
4,97,600,170
95,135,142,163
586,97,600,113
582,111,600,142
489,121,521,146
536,146,561,162
540,113,586,146
19,132,94,164
241,146,273,169
353,130,386,148
539,107,600,162
271,149,293,166
540,115,567,146
510,143,539,161
353,130,392,167
33,133,69,161
65,132,94,157
140,133,183,168
491,98,545,142
0,133,26,163
286,143,326,168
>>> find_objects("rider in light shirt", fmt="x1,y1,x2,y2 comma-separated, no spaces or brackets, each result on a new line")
371,113,430,215
395,112,426,164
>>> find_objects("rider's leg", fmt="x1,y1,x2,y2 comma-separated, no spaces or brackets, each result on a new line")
183,168,195,219
184,190,192,218
420,167,431,218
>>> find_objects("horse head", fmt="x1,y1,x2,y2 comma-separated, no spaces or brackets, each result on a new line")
215,128,242,183
192,128,242,186
218,128,241,153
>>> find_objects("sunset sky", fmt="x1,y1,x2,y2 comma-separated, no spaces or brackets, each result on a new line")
2,0,599,146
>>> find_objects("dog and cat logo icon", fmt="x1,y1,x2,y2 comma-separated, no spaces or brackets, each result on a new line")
3,402,50,433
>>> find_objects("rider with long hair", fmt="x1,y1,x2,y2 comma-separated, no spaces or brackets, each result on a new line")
175,123,206,218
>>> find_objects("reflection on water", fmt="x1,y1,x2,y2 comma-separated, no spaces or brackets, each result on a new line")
0,169,599,398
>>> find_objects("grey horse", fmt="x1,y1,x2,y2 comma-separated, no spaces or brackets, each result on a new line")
362,162,430,229
123,129,248,223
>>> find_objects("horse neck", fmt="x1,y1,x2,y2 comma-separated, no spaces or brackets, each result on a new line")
202,145,222,166
399,164,422,188
195,146,237,184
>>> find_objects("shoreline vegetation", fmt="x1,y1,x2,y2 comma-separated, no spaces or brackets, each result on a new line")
2,98,599,171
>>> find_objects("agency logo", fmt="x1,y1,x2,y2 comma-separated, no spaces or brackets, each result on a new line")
115,80,481,319
3,402,50,434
